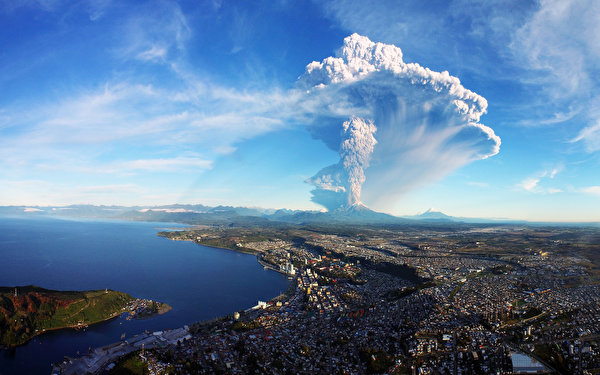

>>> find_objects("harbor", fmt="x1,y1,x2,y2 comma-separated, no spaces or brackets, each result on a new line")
51,327,191,375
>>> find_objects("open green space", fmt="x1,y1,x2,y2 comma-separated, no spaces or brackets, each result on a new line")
108,351,149,375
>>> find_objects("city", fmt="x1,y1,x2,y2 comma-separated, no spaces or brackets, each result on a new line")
55,222,600,374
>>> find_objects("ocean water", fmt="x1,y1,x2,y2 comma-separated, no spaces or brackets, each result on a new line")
0,216,289,374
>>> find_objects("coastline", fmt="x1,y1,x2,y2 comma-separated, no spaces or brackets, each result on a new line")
53,235,293,374
1,233,244,351
1,310,125,349
161,235,259,255
1,294,173,349
160,232,297,314
162,235,294,277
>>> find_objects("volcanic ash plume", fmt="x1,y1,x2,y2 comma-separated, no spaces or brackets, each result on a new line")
306,117,377,211
340,117,377,207
299,34,501,212
307,117,377,211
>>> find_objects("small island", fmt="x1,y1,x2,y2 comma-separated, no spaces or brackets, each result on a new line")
0,285,171,348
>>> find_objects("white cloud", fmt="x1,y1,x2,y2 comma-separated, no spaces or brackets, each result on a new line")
520,177,540,192
0,180,147,206
23,207,43,212
513,0,600,97
30,156,213,175
0,78,291,175
137,45,167,62
138,208,202,213
518,166,563,194
571,121,600,152
581,186,600,196
511,0,600,153
117,1,190,62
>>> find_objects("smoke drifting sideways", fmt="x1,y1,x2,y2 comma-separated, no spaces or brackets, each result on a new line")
297,34,501,212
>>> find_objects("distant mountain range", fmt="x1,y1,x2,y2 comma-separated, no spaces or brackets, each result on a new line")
1,204,596,227
402,208,455,221
268,204,405,225
0,203,405,225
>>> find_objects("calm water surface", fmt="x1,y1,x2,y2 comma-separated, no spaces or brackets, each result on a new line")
0,216,289,374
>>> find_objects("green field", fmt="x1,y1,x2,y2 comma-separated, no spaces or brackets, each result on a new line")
0,285,133,347
109,351,149,375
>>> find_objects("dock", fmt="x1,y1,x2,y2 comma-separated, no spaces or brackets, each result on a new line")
51,326,191,375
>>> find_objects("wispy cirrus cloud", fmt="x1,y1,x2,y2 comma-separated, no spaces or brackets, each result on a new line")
34,156,213,175
116,1,191,63
571,121,600,152
0,78,290,174
512,0,600,97
0,180,147,206
137,45,168,62
0,0,293,191
0,0,113,21
508,0,600,150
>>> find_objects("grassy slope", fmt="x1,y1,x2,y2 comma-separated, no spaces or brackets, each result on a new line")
0,286,133,347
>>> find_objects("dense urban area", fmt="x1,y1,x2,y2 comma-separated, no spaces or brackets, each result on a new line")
57,222,600,374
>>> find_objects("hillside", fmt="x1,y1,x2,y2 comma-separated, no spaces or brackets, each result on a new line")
0,286,133,347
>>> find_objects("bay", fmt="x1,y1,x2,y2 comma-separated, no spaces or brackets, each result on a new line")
0,216,289,375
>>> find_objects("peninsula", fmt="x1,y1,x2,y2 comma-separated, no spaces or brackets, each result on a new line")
0,286,171,348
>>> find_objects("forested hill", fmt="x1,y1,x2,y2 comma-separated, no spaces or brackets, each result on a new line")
0,286,132,347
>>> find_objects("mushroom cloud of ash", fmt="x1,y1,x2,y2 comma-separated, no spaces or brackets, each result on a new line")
297,34,501,212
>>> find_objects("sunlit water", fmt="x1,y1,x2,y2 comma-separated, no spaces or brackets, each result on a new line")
0,216,289,374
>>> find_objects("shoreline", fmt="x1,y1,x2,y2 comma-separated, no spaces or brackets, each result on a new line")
162,236,259,256
162,233,296,314
1,296,172,350
165,236,296,278
53,236,294,374
1,310,125,350
2,232,270,352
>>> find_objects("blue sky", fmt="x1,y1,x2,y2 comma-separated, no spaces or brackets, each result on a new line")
1,0,599,221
